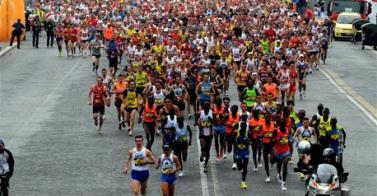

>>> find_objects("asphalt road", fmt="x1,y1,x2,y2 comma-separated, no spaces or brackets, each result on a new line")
0,34,376,196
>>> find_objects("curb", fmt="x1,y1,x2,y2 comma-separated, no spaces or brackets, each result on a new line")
0,45,16,57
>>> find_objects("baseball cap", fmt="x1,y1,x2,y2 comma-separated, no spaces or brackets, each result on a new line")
0,139,4,146
299,54,304,57
251,72,258,76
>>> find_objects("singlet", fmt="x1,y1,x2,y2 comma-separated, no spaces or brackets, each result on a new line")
319,116,331,137
200,110,213,136
213,106,226,126
143,104,157,123
160,153,175,175
81,28,89,40
252,102,266,113
124,90,137,108
299,126,314,143
232,47,241,61
131,147,148,171
153,89,165,106
243,87,257,107
199,81,211,101
175,123,188,141
92,84,106,106
261,122,275,144
165,115,177,129
274,129,290,155
226,114,240,134
249,117,265,139
135,72,148,87
235,134,250,158
173,84,184,102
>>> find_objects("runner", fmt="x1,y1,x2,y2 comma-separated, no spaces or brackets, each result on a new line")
156,144,181,196
225,105,239,168
143,97,158,150
249,109,264,171
273,119,291,191
121,80,139,136
123,135,156,196
198,102,213,173
260,113,276,182
173,117,192,177
90,34,103,75
113,73,127,130
88,76,109,134
213,98,226,161
235,122,251,189
55,24,64,56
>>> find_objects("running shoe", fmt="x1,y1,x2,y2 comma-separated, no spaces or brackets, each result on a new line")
240,181,247,189
277,174,282,183
232,163,237,170
265,177,271,182
200,153,204,163
253,167,258,172
178,171,184,177
281,182,287,191
216,155,221,162
203,165,208,173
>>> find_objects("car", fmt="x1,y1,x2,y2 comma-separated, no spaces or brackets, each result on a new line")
334,12,361,40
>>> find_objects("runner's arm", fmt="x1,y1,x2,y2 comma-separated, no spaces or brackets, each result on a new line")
88,87,93,105
155,156,161,170
123,150,132,174
145,149,156,165
173,155,182,173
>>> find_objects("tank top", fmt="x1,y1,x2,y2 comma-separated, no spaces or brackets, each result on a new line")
226,114,240,134
319,116,331,137
143,104,157,123
300,127,313,142
92,84,106,106
153,89,165,106
124,90,137,108
175,123,188,142
200,110,213,136
131,147,148,171
165,115,177,129
81,28,89,40
213,106,225,125
160,154,175,175
199,81,211,101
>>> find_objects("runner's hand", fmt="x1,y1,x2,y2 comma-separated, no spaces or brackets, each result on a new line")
88,101,92,106
189,140,192,146
123,168,128,174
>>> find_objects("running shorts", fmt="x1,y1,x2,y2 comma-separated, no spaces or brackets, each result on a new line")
131,170,149,183
93,105,105,114
160,174,177,185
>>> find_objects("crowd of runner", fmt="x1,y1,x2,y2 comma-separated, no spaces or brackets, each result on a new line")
27,0,346,195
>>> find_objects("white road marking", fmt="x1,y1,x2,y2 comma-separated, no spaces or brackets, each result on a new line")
196,129,210,196
320,68,377,127
6,58,83,153
210,140,220,196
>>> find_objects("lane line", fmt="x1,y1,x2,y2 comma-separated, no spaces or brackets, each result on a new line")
323,67,377,117
320,67,377,127
196,129,210,196
6,58,83,153
210,143,219,196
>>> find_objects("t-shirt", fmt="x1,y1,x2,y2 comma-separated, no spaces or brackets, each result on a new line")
91,40,102,56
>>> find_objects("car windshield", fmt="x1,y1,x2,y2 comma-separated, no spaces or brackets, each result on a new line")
334,1,361,13
337,14,360,24
316,164,338,183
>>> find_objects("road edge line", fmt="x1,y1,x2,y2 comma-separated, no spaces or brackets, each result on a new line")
320,67,377,127
196,129,210,196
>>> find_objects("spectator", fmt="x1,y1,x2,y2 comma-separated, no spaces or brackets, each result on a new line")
0,139,14,196
9,19,25,49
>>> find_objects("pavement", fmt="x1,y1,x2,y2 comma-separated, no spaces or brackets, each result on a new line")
0,33,377,196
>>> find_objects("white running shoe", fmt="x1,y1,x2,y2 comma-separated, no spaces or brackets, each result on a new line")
281,182,287,191
232,163,237,170
253,167,258,172
178,171,184,177
223,153,228,159
258,163,262,168
265,177,271,182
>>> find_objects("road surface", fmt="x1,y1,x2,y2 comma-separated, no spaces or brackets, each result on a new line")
0,34,376,195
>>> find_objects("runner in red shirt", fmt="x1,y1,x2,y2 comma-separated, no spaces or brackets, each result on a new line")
88,76,110,134
273,118,291,191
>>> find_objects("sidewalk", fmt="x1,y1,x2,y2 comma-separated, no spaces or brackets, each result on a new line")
0,43,16,57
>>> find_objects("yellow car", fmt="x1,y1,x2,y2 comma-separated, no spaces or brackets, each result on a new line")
334,12,361,40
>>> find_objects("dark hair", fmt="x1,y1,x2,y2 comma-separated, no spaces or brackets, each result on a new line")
135,135,143,140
